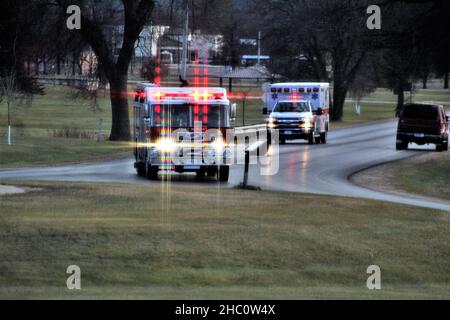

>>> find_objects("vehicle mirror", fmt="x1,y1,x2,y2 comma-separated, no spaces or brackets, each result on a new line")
446,116,449,123
230,103,237,120
316,108,323,116
262,107,268,115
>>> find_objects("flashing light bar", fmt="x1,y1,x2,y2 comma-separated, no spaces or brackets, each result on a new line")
151,91,225,101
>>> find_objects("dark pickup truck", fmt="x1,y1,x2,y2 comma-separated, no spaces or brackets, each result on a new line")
396,103,449,152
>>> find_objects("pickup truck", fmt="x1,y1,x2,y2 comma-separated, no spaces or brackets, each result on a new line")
396,103,449,152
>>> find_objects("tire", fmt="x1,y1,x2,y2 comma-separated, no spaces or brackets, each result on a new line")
308,133,315,145
320,132,327,144
280,138,286,145
218,166,230,182
146,165,159,180
315,136,321,144
396,140,408,150
196,170,206,178
136,163,146,177
436,142,444,152
443,140,449,152
207,171,216,177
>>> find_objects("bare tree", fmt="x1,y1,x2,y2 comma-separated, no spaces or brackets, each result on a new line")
47,0,155,141
1,30,19,145
253,0,372,121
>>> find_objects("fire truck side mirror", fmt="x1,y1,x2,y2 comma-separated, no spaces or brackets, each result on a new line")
230,103,237,120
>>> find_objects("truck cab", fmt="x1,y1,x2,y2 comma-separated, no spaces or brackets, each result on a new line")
263,83,330,144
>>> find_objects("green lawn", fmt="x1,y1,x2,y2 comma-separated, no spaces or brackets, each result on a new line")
372,153,450,201
0,182,448,299
0,86,130,168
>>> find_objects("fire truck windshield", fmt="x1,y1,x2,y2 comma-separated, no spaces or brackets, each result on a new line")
151,104,229,128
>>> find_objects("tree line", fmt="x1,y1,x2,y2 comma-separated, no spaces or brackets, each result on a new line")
1,0,449,141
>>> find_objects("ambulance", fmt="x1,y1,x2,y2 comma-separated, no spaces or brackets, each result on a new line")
133,84,236,182
262,83,330,144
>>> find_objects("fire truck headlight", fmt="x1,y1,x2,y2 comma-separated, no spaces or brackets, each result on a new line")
211,137,227,151
155,137,177,153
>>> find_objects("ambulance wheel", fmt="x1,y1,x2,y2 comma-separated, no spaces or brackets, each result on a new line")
308,133,315,145
218,166,229,182
136,163,146,177
396,140,408,151
146,166,159,180
320,132,327,144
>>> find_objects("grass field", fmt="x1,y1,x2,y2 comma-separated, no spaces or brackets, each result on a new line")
397,154,450,201
353,152,450,202
0,181,449,299
1,86,448,168
0,86,130,168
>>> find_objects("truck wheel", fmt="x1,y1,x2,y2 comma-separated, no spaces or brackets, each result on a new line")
136,163,146,177
196,170,206,178
207,170,216,177
436,142,444,152
218,166,230,182
315,136,321,144
396,140,408,150
146,166,159,180
320,132,327,144
308,133,315,145
443,140,449,152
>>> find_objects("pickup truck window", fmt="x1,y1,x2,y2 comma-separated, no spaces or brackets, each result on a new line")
402,105,439,121
274,102,310,113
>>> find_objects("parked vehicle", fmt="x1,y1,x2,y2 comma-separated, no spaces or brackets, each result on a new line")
396,103,449,152
262,83,330,144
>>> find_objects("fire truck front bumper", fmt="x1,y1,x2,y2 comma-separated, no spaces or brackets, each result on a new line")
145,147,233,170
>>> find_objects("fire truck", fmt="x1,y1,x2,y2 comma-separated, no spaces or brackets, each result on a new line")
133,84,236,182
262,83,330,144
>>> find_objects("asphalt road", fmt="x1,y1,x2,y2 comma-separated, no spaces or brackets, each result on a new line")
1,120,450,212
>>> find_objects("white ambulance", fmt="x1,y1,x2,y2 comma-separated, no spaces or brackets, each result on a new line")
262,83,330,144
133,84,236,182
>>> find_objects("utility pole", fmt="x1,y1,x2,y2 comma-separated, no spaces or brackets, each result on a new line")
257,31,261,66
181,0,189,80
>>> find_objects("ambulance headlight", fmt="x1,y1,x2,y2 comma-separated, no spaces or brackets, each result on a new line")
268,118,277,129
155,137,177,153
301,119,314,130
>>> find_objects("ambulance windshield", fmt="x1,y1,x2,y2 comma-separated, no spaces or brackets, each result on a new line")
274,102,310,113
